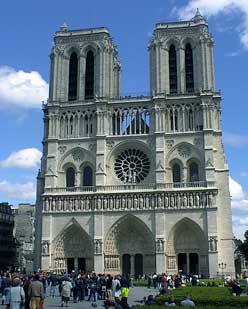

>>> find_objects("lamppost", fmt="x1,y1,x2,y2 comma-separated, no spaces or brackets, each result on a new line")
219,262,227,279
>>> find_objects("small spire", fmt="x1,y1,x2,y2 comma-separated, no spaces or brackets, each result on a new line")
193,8,205,23
60,21,68,32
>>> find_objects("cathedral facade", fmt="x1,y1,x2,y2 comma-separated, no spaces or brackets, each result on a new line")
35,11,235,278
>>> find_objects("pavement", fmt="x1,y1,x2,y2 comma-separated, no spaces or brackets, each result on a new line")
0,286,159,308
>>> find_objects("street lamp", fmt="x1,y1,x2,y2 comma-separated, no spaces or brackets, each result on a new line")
219,262,227,279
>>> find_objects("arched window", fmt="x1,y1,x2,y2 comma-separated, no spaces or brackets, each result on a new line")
169,45,177,94
66,167,75,188
188,109,194,131
170,109,178,131
185,43,194,93
189,162,199,182
172,163,181,183
68,52,78,101
85,51,94,99
83,166,93,186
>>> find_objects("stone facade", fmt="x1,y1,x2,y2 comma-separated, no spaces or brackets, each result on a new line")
13,203,35,272
0,203,16,269
35,12,235,277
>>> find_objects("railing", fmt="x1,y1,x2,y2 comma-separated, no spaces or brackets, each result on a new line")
44,181,215,194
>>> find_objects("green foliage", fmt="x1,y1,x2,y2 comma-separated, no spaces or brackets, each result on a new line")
133,279,148,286
154,286,248,307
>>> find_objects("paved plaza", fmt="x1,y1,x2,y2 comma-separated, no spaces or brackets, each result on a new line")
0,286,158,309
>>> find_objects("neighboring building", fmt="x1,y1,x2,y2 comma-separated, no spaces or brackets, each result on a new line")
0,203,16,270
13,203,35,272
35,11,235,277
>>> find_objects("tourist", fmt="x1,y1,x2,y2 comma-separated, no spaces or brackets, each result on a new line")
9,278,25,309
49,273,57,297
23,276,32,309
164,295,176,307
87,276,97,303
145,294,156,306
181,295,195,306
61,276,72,307
111,276,121,300
28,274,44,309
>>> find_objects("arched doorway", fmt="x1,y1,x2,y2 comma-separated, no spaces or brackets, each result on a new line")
178,253,187,274
189,253,199,274
105,215,155,275
167,218,208,277
122,254,131,275
135,254,143,278
53,220,94,274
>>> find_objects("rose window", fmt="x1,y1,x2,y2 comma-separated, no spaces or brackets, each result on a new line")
114,149,150,183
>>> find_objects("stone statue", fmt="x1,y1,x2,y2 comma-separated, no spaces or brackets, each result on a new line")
133,195,138,209
164,195,169,208
183,194,187,207
42,242,49,255
195,193,200,207
189,194,194,207
157,195,162,208
139,195,144,209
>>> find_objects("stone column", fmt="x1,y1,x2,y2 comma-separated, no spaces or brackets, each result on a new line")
131,255,135,277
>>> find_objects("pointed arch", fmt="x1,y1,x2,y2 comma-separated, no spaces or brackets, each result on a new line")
85,50,94,99
68,52,78,100
104,214,155,275
185,43,194,92
53,218,94,273
169,45,178,94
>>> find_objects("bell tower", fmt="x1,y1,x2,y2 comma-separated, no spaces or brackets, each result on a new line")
149,9,215,95
49,22,121,102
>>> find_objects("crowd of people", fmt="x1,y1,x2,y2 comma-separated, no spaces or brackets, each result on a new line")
0,271,132,309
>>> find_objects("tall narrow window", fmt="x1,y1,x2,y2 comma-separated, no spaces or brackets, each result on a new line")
68,52,78,101
85,51,94,99
189,162,199,182
83,166,93,186
66,167,75,188
169,45,177,94
185,43,194,92
172,163,181,183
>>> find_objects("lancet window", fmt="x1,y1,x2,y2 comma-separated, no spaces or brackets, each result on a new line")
59,111,95,138
172,163,181,183
83,166,93,186
66,167,75,188
189,162,199,182
169,45,178,94
68,52,78,101
112,107,150,135
185,43,194,92
85,51,94,100
167,104,202,132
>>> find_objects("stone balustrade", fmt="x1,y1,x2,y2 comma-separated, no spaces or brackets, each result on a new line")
42,189,217,213
44,181,215,194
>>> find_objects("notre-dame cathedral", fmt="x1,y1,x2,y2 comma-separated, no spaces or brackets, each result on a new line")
35,10,235,278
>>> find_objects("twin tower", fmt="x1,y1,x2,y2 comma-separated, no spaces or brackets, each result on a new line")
35,11,235,277
50,10,214,104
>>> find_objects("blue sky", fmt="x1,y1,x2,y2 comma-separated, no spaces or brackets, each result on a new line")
0,0,247,239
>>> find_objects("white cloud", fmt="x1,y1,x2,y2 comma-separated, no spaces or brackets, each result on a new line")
223,132,248,148
176,0,248,49
229,176,245,200
0,148,42,169
0,180,36,199
0,66,48,109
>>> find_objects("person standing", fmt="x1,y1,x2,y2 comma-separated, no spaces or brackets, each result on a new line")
9,278,25,309
28,274,44,309
61,277,72,307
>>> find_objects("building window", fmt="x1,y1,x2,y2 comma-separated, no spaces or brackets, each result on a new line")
172,163,181,183
170,109,178,131
169,45,177,94
189,162,199,182
85,51,94,99
66,167,75,188
185,43,194,93
68,52,78,101
83,166,93,186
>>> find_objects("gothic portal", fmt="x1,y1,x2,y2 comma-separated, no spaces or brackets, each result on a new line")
35,11,235,277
